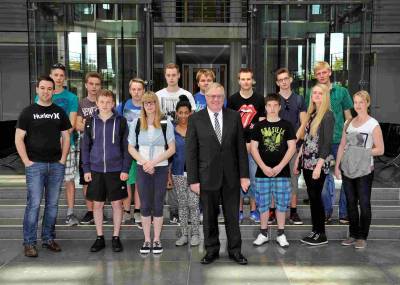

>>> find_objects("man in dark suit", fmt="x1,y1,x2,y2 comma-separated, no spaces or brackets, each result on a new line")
186,82,250,265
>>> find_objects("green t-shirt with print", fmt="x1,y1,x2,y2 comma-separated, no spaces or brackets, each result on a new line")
305,83,353,144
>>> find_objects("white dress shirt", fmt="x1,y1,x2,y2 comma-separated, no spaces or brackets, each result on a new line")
207,107,223,133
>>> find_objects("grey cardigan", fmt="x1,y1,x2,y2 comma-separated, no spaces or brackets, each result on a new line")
317,110,335,160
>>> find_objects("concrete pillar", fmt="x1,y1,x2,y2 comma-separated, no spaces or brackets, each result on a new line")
163,40,176,67
229,40,242,96
161,1,176,23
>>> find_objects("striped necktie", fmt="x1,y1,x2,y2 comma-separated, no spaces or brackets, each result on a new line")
214,112,222,144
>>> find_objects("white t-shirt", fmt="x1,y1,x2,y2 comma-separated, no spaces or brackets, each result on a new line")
346,117,379,166
156,88,196,118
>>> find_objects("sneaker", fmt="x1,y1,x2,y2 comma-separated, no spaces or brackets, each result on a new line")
152,241,163,254
268,211,276,225
250,211,260,223
175,235,188,246
300,231,317,244
170,216,179,225
325,215,332,224
80,211,94,225
276,233,289,248
339,217,349,224
24,245,38,257
341,237,356,246
111,236,123,252
66,214,79,226
253,233,269,246
355,239,367,249
302,232,328,246
133,211,141,223
239,211,244,223
122,211,131,224
289,212,303,225
140,241,151,254
190,235,200,246
90,236,105,252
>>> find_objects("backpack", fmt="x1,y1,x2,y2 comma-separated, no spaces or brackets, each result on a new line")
134,117,173,164
85,115,127,152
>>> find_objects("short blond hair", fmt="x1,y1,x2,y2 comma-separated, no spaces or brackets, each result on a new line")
164,63,179,74
314,61,331,73
205,82,225,96
353,90,371,106
196,69,215,82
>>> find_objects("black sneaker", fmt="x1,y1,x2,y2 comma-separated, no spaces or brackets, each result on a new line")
289,212,303,225
152,241,163,254
300,231,316,244
90,236,105,252
302,232,328,246
111,236,123,252
140,241,151,254
80,211,94,225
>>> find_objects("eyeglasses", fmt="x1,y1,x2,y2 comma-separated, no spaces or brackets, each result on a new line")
144,101,156,106
51,63,66,71
206,95,224,100
277,77,290,84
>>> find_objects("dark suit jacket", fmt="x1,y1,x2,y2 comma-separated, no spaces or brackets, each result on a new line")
186,108,249,191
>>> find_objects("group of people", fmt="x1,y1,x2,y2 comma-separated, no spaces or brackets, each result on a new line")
15,60,384,264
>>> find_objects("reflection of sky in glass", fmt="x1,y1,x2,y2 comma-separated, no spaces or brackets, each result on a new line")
330,33,344,71
315,33,325,62
312,5,321,15
298,45,303,76
106,45,113,70
68,32,82,71
86,32,97,71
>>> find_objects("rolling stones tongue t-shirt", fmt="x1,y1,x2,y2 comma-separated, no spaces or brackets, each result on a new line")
227,91,265,142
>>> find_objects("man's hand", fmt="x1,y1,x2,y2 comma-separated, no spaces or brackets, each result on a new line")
240,178,250,192
334,166,342,180
84,172,92,182
271,164,284,177
190,183,200,195
23,159,34,168
120,172,129,181
262,165,275,177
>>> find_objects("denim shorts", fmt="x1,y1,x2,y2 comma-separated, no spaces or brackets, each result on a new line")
255,177,291,213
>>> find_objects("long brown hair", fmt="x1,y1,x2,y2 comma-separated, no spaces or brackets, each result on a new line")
140,91,163,130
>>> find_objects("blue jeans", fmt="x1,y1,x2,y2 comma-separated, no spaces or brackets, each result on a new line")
241,154,257,199
23,162,65,245
321,143,348,218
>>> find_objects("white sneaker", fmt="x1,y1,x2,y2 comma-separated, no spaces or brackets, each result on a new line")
133,211,141,223
190,235,200,246
175,235,188,246
253,233,269,246
276,234,289,248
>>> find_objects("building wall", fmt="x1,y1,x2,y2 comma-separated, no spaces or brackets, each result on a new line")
0,0,29,121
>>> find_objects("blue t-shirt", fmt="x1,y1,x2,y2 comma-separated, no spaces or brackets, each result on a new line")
35,88,78,145
194,91,227,112
171,127,186,175
116,99,141,124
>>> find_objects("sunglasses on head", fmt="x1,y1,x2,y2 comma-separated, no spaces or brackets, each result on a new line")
51,63,66,71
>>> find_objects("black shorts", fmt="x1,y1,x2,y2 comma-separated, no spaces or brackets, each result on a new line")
86,172,128,202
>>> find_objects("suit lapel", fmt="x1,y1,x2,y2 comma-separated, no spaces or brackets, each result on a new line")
221,108,229,145
200,109,220,145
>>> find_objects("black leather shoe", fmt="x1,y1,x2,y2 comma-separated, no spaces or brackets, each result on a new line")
90,236,105,252
229,252,248,265
112,236,123,252
200,252,219,264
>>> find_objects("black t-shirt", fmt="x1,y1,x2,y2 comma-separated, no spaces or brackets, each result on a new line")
227,91,265,143
251,119,296,178
17,103,72,162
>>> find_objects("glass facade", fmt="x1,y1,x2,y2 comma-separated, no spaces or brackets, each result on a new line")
26,0,372,100
27,1,148,102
